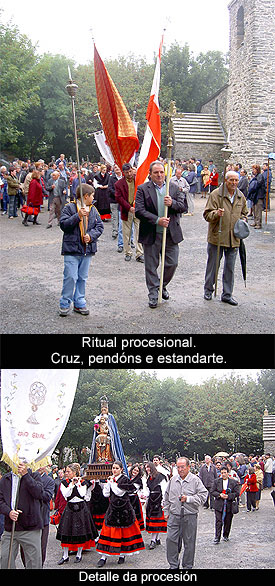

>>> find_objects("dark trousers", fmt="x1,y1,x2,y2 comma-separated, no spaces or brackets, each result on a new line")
214,509,233,540
204,243,238,300
143,232,179,302
246,492,257,511
204,490,214,509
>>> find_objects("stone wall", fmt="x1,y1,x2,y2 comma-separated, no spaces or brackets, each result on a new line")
201,85,228,137
263,414,275,456
263,441,275,456
227,0,275,170
173,142,226,176
200,0,275,175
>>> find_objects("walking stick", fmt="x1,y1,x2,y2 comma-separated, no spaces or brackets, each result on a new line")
7,476,21,569
66,67,87,236
214,144,233,297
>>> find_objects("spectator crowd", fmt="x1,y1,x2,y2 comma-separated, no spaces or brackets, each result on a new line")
0,450,274,569
0,153,272,236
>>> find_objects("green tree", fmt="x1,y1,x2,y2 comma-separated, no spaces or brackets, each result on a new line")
257,369,275,412
53,370,273,465
55,369,160,463
0,18,42,150
159,43,228,154
15,54,76,160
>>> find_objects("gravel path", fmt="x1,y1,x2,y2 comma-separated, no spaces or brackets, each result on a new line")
3,487,274,570
0,197,274,335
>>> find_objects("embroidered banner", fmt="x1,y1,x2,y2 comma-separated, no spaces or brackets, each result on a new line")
1,369,80,472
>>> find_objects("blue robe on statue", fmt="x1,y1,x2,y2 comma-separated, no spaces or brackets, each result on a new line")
89,413,128,476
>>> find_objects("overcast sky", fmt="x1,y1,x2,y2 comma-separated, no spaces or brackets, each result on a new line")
135,369,261,384
2,0,230,65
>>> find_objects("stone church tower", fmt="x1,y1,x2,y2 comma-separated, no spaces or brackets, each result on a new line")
173,0,275,172
227,0,275,167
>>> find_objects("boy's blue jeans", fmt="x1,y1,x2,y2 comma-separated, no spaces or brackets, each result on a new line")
60,255,92,309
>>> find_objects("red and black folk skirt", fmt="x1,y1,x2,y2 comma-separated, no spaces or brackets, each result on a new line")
129,493,145,531
96,518,145,556
56,500,98,551
96,494,145,556
89,482,109,531
145,492,167,534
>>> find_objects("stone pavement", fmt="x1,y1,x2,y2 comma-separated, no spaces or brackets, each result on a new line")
2,487,273,571
0,197,274,335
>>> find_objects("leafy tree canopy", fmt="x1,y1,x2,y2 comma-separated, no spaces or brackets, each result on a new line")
54,369,272,466
1,19,228,161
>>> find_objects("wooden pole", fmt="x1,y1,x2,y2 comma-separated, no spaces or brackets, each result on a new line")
7,476,21,569
158,137,173,305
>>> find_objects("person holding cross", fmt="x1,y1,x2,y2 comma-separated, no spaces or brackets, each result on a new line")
135,160,185,308
59,183,104,317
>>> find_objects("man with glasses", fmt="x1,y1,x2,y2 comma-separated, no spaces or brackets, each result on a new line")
163,457,207,569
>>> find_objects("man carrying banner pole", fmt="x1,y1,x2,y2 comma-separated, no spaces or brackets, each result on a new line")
0,461,44,569
0,369,79,569
135,156,185,308
135,102,185,308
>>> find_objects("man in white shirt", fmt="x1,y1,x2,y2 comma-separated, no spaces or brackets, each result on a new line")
211,466,239,544
263,454,273,488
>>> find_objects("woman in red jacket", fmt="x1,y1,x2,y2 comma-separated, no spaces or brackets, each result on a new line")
22,170,43,226
209,168,219,192
244,467,258,512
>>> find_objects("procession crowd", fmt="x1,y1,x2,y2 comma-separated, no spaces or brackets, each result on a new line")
0,154,272,231
0,153,272,315
0,451,274,570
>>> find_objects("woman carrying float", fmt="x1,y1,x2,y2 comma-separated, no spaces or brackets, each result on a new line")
96,461,145,567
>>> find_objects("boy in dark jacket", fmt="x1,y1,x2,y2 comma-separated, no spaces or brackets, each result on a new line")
59,184,104,316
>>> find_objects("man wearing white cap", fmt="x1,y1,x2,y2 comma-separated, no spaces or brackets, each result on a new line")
203,170,248,306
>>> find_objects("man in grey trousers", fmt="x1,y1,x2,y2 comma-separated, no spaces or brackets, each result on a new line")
135,161,186,308
163,457,208,569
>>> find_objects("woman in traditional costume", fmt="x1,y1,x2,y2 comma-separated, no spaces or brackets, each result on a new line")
93,164,111,220
88,480,109,532
144,461,167,550
96,461,145,567
128,464,145,531
56,463,98,564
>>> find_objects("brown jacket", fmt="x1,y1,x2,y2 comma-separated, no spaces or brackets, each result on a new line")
6,175,20,196
203,184,248,248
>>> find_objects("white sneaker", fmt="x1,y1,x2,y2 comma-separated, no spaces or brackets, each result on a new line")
59,306,70,317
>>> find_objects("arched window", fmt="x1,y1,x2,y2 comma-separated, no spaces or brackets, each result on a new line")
237,6,244,48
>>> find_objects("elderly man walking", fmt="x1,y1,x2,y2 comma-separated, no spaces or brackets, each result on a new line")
203,170,248,306
163,457,207,570
199,455,218,510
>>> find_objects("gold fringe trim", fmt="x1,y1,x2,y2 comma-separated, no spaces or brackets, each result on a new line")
1,452,19,474
1,452,52,474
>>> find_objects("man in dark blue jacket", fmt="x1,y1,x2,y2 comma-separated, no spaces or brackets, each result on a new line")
59,183,104,316
0,462,44,568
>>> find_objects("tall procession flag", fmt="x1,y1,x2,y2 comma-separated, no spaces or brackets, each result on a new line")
1,369,80,473
134,33,164,195
93,44,139,171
